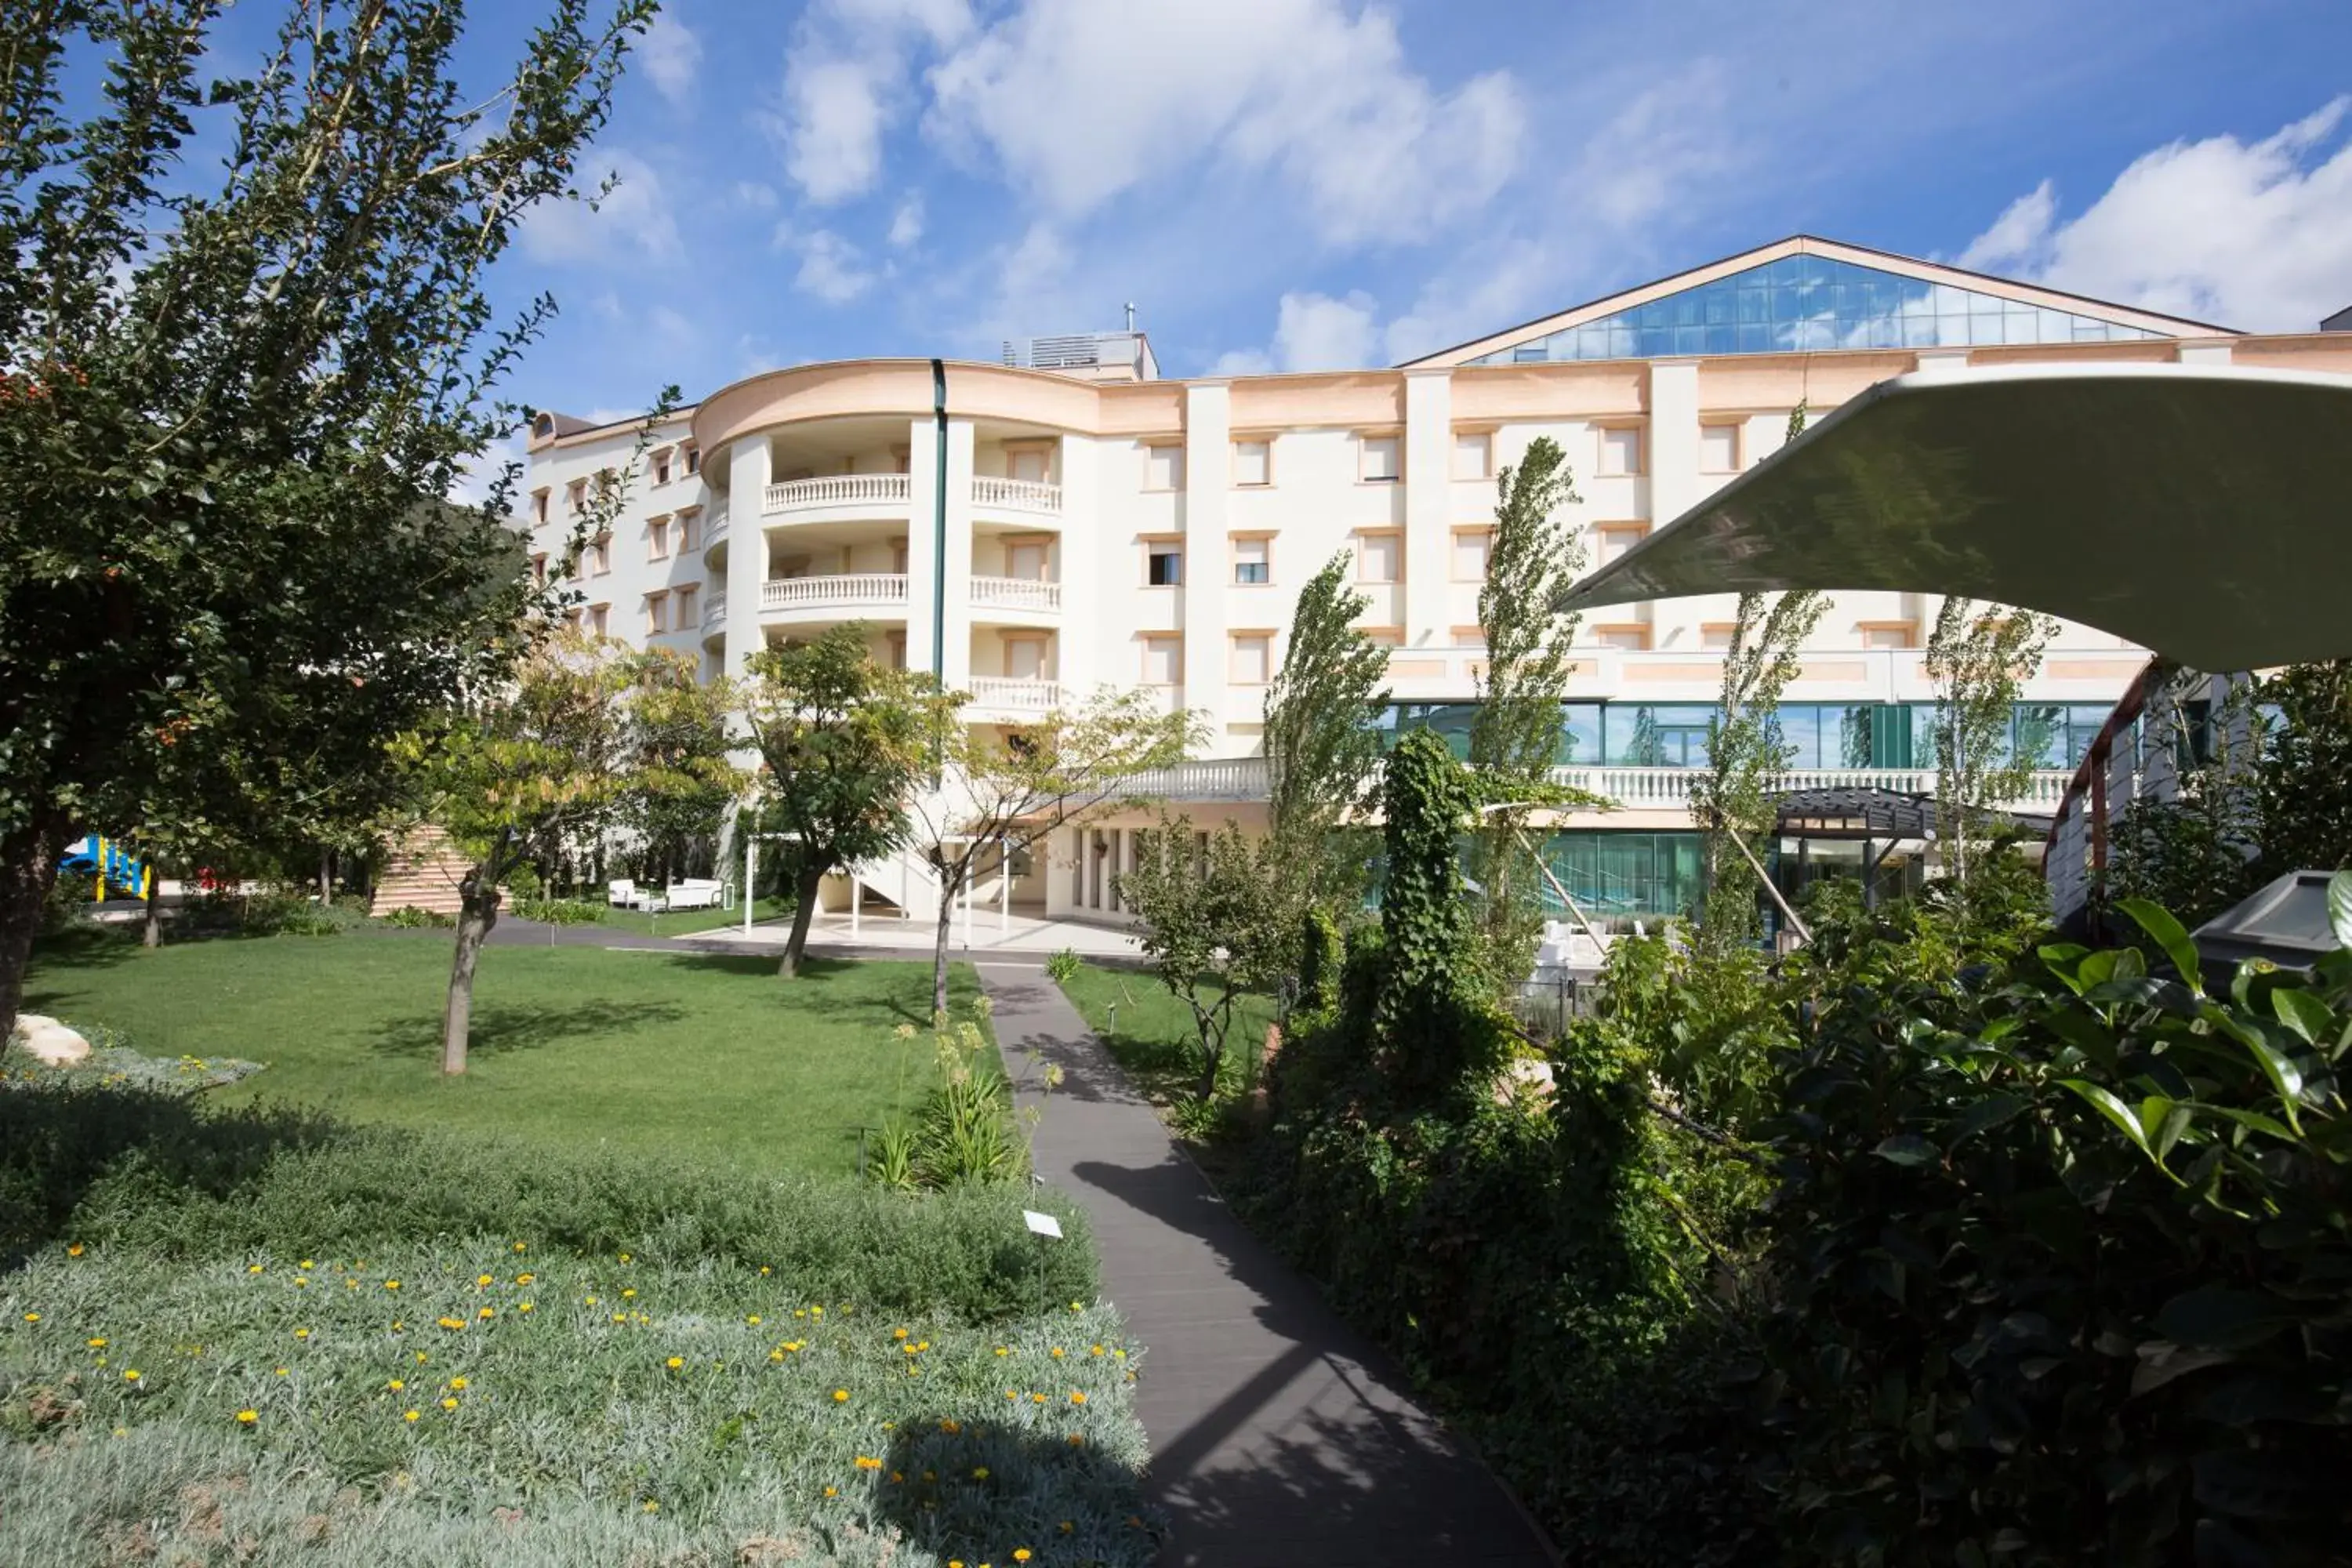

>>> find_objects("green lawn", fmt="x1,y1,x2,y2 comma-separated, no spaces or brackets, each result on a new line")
23,929,981,1177
592,894,793,938
1054,960,1281,1105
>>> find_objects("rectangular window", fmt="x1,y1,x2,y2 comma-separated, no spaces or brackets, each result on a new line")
1006,539,1048,581
1146,543,1182,586
1452,626,1487,650
1594,523,1650,565
1232,438,1271,487
587,603,608,637
1453,430,1492,481
645,591,668,634
1594,623,1650,651
1362,626,1403,648
532,488,550,524
1700,622,1738,650
1359,434,1400,482
565,477,587,512
1700,423,1741,473
530,553,547,586
676,509,698,553
885,630,906,670
652,449,672,486
1599,426,1642,477
673,584,697,628
1861,621,1918,650
648,517,670,560
1141,634,1182,685
1008,446,1049,484
1357,531,1401,583
1233,536,1270,585
1452,528,1491,581
682,445,700,476
1145,444,1184,491
1229,632,1272,685
1004,637,1047,681
588,533,611,575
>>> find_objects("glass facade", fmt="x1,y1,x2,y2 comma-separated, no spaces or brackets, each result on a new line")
1539,832,1706,921
1376,700,2115,771
1467,253,2165,365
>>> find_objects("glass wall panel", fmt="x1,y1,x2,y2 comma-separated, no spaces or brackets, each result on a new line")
1541,831,1706,920
1468,254,2167,365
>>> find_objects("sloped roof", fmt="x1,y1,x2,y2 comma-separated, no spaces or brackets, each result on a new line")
1553,361,2352,672
1403,235,2234,369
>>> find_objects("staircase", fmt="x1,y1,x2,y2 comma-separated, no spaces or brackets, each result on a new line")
368,826,474,917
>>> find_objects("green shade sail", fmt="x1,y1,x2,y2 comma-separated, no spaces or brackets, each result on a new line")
1555,363,2352,671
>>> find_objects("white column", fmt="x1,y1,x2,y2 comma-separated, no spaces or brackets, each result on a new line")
1181,383,1232,742
905,416,942,680
942,418,978,693
1403,369,1453,648
1644,361,1701,646
723,435,771,677
1054,433,1097,696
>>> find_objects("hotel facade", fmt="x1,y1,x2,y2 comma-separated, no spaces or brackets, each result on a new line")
521,236,2352,929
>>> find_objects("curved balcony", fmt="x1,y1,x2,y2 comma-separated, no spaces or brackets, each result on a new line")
763,474,911,519
971,477,1062,516
701,506,730,569
702,591,727,633
970,575,1062,615
760,573,909,620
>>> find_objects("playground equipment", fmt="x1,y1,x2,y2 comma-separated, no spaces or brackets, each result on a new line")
59,834,153,903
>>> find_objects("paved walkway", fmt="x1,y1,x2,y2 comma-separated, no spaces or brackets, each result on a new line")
977,964,1557,1568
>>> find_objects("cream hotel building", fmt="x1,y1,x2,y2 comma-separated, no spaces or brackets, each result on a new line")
523,236,2352,929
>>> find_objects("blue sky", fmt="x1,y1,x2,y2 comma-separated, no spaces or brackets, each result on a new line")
431,0,2351,421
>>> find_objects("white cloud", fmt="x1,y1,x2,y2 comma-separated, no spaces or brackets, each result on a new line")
770,0,974,205
452,430,527,510
888,191,925,248
784,228,877,305
640,12,703,106
925,0,1526,246
1217,289,1380,374
732,180,779,210
519,148,681,267
1957,100,2352,332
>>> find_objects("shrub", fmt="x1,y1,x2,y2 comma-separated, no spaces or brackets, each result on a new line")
1043,947,1081,985
514,895,603,925
1753,895,2352,1565
376,905,453,928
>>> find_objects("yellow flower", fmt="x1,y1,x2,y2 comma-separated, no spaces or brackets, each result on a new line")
384,1280,400,1290
477,1307,494,1320
621,1288,637,1300
21,1312,37,1323
855,1455,881,1470
1060,1521,1074,1534
516,1273,535,1286
1049,1347,1064,1359
387,1379,405,1392
87,1337,107,1348
810,1305,823,1317
67,1243,85,1258
513,1242,528,1253
477,1274,492,1287
246,1264,264,1275
902,1343,919,1356
893,1327,909,1340
641,1501,659,1514
294,1328,310,1340
757,1265,771,1276
448,1377,468,1391
619,1253,632,1264
768,1349,785,1363
437,1317,465,1330
294,1278,308,1289
938,1417,962,1434
1031,1393,1047,1404
122,1370,140,1383
274,1367,289,1377
585,1296,599,1306
994,1346,1009,1356
391,1321,405,1332
972,1466,990,1480
299,1260,314,1270
666,1356,684,1370
517,1303,534,1314
1113,1349,1126,1360
403,1410,420,1423
441,1396,458,1410
1090,1345,1104,1356
831,1388,848,1403
234,1409,258,1425
1014,1549,1033,1563
746,1314,760,1326
822,1486,837,1499
414,1351,428,1363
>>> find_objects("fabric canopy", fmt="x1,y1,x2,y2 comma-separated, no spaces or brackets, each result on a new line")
1555,363,2352,671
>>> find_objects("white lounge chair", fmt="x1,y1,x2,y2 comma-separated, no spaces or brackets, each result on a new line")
662,877,723,911
607,879,637,908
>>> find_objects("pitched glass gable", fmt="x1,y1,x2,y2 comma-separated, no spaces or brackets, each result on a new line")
1467,252,2168,365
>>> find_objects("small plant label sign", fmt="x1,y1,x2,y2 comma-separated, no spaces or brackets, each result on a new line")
1022,1210,1064,1240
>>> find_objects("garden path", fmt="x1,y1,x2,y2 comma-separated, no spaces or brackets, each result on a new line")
978,963,1558,1568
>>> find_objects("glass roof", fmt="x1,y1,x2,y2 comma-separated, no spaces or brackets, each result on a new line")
1468,252,2169,365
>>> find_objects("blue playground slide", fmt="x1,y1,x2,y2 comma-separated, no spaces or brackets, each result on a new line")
58,835,152,901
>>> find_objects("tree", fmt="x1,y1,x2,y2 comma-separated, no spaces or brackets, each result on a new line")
2107,667,2262,930
741,625,943,978
906,688,1196,1016
1925,597,2057,905
394,635,736,1074
1262,552,1391,909
1116,816,1293,1100
2252,660,2352,879
1468,434,1585,985
0,0,657,1042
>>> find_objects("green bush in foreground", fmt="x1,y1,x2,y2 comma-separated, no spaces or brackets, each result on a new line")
0,1088,1156,1565
513,895,604,925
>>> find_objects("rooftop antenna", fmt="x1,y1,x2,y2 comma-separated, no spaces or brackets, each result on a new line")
1123,301,1136,334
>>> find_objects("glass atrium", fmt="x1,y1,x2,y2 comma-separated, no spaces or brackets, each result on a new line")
1467,252,2167,365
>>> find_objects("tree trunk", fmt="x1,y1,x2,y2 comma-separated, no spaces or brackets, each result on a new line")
441,860,502,1076
143,886,162,949
779,863,826,979
931,881,956,1018
318,849,332,903
0,812,70,1048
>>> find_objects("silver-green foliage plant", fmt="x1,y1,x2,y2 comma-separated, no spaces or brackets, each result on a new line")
1262,552,1391,908
1468,436,1585,986
1116,817,1293,1101
0,0,660,1044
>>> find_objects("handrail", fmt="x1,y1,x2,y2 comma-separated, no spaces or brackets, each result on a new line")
967,677,1062,711
971,477,1062,514
763,474,911,514
970,575,1062,612
759,573,909,609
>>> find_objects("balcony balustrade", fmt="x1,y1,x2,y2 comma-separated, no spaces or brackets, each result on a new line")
760,573,909,612
762,474,910,514
971,477,1062,514
967,677,1062,713
969,575,1062,613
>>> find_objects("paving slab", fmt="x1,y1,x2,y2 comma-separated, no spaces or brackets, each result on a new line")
977,963,1557,1568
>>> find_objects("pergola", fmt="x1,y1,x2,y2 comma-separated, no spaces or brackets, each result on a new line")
1771,786,2052,911
1555,362,2352,671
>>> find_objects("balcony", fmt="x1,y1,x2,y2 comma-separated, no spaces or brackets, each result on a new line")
970,575,1062,614
760,574,909,615
1125,757,1268,801
967,677,1062,715
971,477,1062,514
702,591,727,633
763,474,910,515
703,506,729,548
1545,765,2076,809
